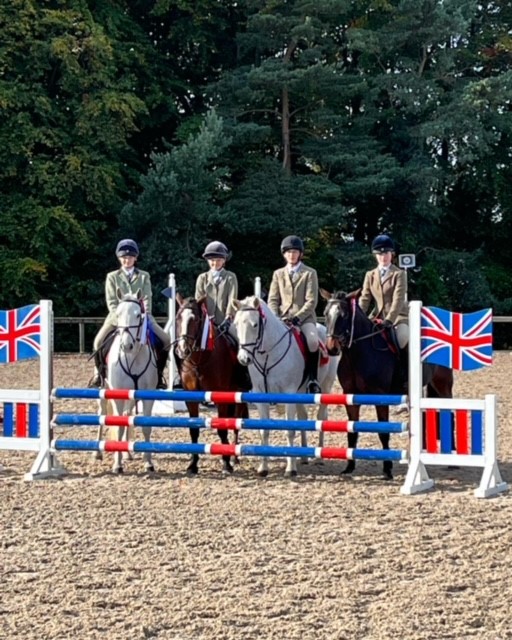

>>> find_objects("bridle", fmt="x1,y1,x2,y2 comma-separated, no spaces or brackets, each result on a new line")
114,298,155,388
325,297,386,349
175,302,204,358
116,298,146,348
236,305,294,390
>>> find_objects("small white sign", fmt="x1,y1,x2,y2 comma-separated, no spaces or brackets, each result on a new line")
399,254,416,268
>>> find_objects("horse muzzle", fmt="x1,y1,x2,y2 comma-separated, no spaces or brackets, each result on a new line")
237,348,252,367
325,336,342,356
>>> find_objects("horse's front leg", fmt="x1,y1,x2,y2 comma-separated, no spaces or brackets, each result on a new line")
285,404,298,478
216,404,234,474
257,402,270,477
110,400,124,474
187,402,200,475
141,400,155,473
93,398,108,461
376,405,392,480
341,405,360,476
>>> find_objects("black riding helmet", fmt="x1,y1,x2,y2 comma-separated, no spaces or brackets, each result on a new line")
203,241,230,260
371,234,395,254
116,239,139,258
281,235,304,254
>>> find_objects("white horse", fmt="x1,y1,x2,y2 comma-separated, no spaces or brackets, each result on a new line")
96,291,158,474
232,296,340,477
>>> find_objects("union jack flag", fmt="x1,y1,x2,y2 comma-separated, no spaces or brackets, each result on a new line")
421,306,492,371
0,304,41,364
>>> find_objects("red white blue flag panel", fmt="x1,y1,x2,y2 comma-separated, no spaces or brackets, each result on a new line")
420,306,492,371
0,305,41,364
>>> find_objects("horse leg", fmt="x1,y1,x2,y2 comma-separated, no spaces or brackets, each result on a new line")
376,405,392,480
257,402,270,477
93,397,107,461
187,401,200,475
217,404,234,474
285,404,298,478
341,406,359,475
297,403,310,464
141,400,155,473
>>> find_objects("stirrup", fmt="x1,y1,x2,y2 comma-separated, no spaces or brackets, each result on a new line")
307,379,322,394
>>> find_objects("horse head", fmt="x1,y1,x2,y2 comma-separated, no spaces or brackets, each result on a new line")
115,291,145,353
175,295,206,358
232,296,266,366
320,288,361,354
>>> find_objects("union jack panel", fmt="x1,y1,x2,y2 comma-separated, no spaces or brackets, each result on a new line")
0,305,41,364
420,306,492,371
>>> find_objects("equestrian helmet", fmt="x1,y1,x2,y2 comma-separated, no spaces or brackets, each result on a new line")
281,235,304,254
116,239,139,258
371,234,395,254
202,241,229,260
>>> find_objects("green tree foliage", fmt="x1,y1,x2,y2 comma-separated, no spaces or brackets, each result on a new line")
2,0,512,324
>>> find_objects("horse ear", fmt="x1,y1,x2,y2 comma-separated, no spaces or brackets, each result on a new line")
197,295,207,307
253,297,261,309
176,292,184,306
320,288,332,301
116,287,123,301
136,288,142,300
232,299,241,310
347,288,362,299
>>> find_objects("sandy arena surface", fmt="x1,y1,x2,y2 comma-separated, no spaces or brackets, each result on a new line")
1,353,512,640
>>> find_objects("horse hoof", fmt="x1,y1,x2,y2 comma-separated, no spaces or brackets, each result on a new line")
340,468,354,476
113,467,124,475
222,466,234,476
257,470,268,478
186,465,198,476
146,465,155,473
383,472,393,481
92,451,103,461
285,470,298,478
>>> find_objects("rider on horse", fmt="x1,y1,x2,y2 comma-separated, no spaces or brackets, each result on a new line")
359,234,409,390
88,239,171,389
195,241,238,335
267,235,322,394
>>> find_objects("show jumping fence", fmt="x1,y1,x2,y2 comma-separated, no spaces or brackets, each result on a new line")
0,288,508,498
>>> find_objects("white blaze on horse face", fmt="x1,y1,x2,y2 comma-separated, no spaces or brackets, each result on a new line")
176,308,194,358
117,301,141,352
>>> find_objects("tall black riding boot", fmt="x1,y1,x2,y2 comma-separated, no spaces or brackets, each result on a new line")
156,348,169,390
88,349,107,388
306,350,321,394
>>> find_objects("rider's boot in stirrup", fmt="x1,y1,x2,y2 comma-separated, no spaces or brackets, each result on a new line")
156,348,169,390
88,350,106,388
306,350,321,394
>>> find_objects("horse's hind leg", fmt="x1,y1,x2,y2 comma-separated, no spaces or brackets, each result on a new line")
376,406,393,480
285,405,298,478
141,400,155,473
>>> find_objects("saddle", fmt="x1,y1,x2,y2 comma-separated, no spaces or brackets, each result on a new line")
289,327,329,366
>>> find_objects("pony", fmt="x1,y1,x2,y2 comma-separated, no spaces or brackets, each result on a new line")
321,289,453,479
232,296,341,478
174,294,250,475
96,291,158,474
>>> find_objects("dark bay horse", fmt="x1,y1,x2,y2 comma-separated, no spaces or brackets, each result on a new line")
174,294,250,475
321,289,453,479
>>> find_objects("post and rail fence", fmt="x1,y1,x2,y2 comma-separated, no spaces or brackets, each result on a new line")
56,315,512,354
